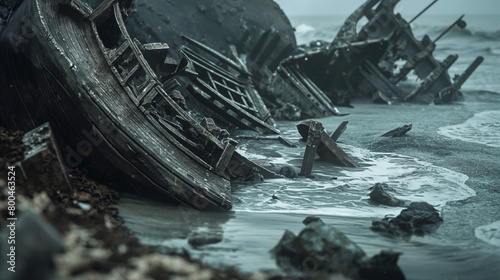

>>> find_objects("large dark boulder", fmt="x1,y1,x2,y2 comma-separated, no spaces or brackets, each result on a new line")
270,217,405,279
371,202,443,238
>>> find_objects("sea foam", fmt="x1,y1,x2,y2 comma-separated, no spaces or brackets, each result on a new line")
233,144,474,218
438,111,500,148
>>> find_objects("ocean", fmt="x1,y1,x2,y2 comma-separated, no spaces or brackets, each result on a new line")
119,14,500,279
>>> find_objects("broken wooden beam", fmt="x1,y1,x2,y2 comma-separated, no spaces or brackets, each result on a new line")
318,132,359,168
435,56,484,104
299,121,323,177
215,139,238,174
298,120,359,170
405,55,458,101
330,121,349,142
381,124,412,137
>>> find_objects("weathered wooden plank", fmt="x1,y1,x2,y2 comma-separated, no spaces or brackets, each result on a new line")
330,121,349,142
318,131,359,168
215,139,238,174
299,121,323,177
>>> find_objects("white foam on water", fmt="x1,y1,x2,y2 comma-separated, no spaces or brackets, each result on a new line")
475,220,500,247
438,111,500,148
233,144,475,218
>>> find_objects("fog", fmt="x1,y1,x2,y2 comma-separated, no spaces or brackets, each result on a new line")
274,0,500,16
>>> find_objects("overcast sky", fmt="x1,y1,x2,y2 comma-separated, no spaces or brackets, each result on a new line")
274,0,500,16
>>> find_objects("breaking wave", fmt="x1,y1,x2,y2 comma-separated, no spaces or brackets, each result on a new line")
475,221,500,247
438,111,500,148
295,23,315,34
294,23,339,45
233,144,474,218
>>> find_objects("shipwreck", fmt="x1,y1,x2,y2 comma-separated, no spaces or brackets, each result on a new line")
279,0,483,107
0,0,486,210
0,0,280,210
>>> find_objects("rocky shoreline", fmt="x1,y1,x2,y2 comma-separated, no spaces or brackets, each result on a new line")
0,127,264,280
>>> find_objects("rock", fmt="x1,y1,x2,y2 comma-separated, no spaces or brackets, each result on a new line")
233,167,264,183
303,216,323,225
270,218,366,277
369,183,406,207
371,202,443,238
188,233,223,247
358,251,405,280
271,217,405,279
278,165,298,178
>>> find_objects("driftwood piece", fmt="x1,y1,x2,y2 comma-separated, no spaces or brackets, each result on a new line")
381,124,412,137
299,121,323,177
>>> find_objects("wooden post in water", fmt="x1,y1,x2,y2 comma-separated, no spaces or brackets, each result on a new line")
215,139,238,174
299,121,323,177
330,121,349,142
